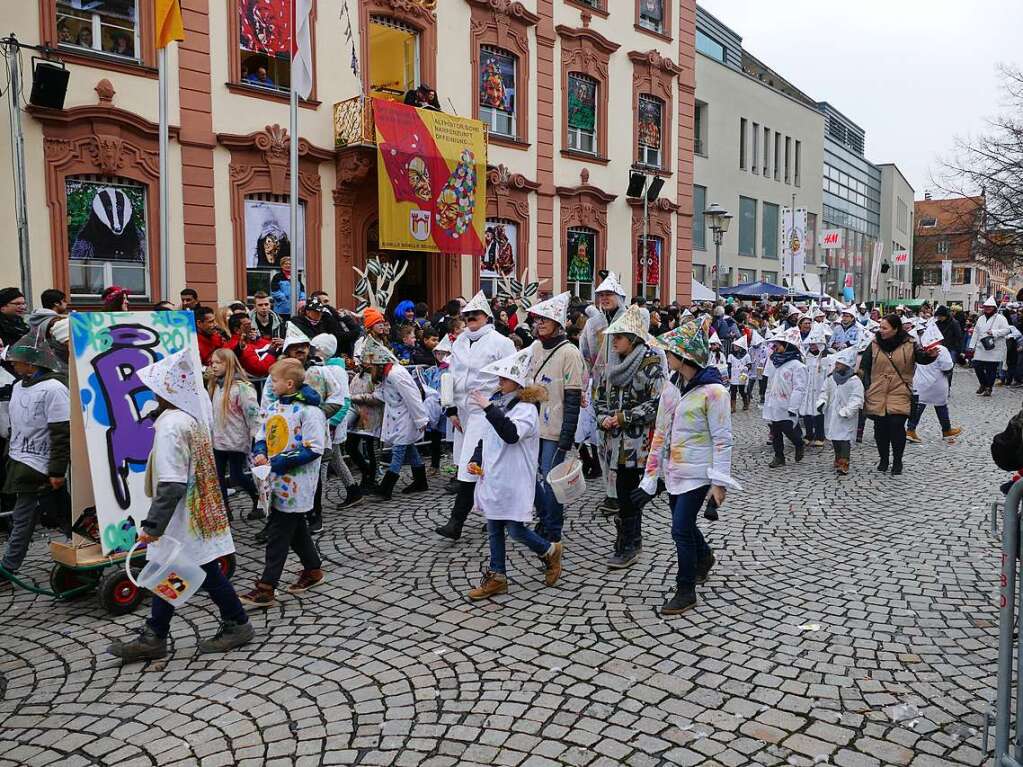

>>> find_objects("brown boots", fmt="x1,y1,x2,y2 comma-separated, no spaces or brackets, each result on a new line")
835,458,849,476
468,570,508,600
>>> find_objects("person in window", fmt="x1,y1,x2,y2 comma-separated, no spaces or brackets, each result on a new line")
403,83,441,111
58,21,74,45
108,33,132,57
245,66,274,89
76,27,93,48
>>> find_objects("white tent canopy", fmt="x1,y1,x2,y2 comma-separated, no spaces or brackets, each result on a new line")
692,280,715,302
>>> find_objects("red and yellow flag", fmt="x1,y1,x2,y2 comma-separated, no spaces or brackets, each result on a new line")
374,100,486,256
155,0,185,49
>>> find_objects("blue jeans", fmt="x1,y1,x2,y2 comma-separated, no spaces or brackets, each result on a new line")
487,519,550,574
388,443,423,473
671,486,711,590
147,560,248,639
535,439,567,542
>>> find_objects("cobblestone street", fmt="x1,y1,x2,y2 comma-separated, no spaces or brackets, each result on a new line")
0,373,1015,767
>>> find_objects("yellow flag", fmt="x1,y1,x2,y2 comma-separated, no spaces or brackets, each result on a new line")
155,0,185,49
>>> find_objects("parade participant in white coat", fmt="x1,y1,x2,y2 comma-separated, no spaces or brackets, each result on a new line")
764,328,808,467
362,338,430,501
831,306,862,351
727,334,751,412
580,272,628,514
707,331,729,379
630,318,741,616
799,324,834,446
969,296,1010,396
435,291,515,540
109,350,252,662
747,330,769,404
906,320,961,443
818,346,864,475
463,348,563,601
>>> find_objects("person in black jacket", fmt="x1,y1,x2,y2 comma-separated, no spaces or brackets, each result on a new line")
290,297,340,344
0,288,29,349
935,305,964,384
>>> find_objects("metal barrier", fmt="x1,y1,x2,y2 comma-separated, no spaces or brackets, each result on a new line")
995,479,1023,766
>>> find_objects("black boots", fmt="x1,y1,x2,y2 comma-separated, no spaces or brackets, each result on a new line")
579,444,602,479
435,480,474,540
696,551,716,585
607,514,642,569
401,466,429,495
372,471,400,502
661,588,697,616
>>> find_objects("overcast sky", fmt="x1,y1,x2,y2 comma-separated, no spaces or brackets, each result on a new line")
697,0,1022,200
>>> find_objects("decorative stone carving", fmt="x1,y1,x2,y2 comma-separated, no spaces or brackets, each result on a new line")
95,79,115,104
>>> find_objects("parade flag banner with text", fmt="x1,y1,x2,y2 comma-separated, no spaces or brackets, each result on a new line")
374,100,486,256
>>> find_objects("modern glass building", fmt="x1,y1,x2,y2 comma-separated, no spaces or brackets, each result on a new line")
816,103,882,301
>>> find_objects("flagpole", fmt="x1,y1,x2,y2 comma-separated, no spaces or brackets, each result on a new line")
289,0,299,319
159,46,170,302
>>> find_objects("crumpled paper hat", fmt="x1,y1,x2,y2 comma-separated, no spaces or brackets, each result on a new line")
709,329,722,346
361,336,397,365
461,291,493,318
5,323,62,371
282,322,312,351
806,323,829,346
528,291,570,327
434,333,453,354
779,327,803,349
834,345,858,369
919,319,944,349
651,318,710,368
732,334,749,352
983,296,998,308
480,347,534,387
605,304,650,342
595,271,627,300
137,349,211,425
750,329,765,346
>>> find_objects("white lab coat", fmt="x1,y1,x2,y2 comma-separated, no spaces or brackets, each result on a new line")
970,312,1011,363
913,344,953,406
763,359,808,423
820,374,865,442
379,363,429,446
799,352,835,416
473,396,540,523
708,350,728,379
727,352,751,386
447,325,516,481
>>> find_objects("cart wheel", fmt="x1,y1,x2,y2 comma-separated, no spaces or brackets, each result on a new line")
49,563,94,600
97,567,145,615
215,554,236,580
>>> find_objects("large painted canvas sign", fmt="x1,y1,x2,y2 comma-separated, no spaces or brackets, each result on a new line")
70,311,202,554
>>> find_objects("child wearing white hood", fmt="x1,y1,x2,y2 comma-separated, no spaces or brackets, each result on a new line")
818,346,864,475
707,332,728,379
727,335,752,412
799,324,834,447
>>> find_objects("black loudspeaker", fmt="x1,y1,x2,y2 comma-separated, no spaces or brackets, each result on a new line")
29,61,70,110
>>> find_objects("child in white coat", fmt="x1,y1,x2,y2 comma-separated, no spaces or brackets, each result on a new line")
707,333,729,379
464,348,563,601
764,330,808,468
799,326,834,447
906,329,961,443
727,335,752,412
819,346,864,475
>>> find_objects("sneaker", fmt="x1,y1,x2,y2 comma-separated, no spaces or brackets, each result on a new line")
239,582,276,609
661,588,697,616
339,486,364,509
468,570,508,600
695,552,716,585
108,626,168,662
287,569,325,593
542,542,563,586
943,427,962,438
198,619,255,654
607,546,638,570
596,497,619,514
983,388,993,397
905,430,922,444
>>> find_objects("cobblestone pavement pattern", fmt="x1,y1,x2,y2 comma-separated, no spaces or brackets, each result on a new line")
0,374,1013,766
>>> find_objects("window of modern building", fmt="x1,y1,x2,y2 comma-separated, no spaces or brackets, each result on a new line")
566,226,598,300
806,212,817,265
479,46,517,138
692,263,706,284
794,140,801,187
738,196,757,257
695,29,725,61
937,238,949,254
567,73,599,155
739,118,747,170
763,126,770,176
366,16,419,101
762,270,778,284
694,101,707,156
693,184,707,251
784,136,791,184
67,177,149,299
762,202,779,260
57,0,139,59
635,235,662,300
638,0,665,34
637,95,664,168
738,268,755,284
774,133,780,181
751,122,760,174
481,219,518,298
243,194,306,299
919,216,937,228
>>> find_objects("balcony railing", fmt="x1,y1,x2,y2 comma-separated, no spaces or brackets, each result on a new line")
334,96,376,148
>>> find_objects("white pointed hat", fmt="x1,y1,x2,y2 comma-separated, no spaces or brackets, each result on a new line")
361,336,397,365
780,327,803,349
434,333,454,355
282,321,312,351
806,323,828,346
605,304,651,342
750,329,766,346
733,334,749,352
595,271,627,300
462,290,494,317
708,329,722,346
528,291,570,327
919,318,944,349
480,347,534,388
984,296,998,308
840,304,856,317
137,349,211,426
834,345,858,369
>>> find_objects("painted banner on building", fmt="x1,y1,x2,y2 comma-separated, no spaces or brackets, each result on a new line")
481,220,516,278
637,237,661,287
70,311,202,555
781,207,807,277
479,49,515,114
374,100,486,256
941,259,953,293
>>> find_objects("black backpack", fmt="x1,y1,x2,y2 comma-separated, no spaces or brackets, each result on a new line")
992,407,1023,472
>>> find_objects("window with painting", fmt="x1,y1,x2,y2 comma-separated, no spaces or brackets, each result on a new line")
56,0,138,59
638,0,664,34
66,177,149,299
567,73,598,155
635,236,662,301
481,219,517,298
368,15,420,101
238,0,296,92
566,227,597,300
637,95,664,169
243,195,306,300
479,47,517,139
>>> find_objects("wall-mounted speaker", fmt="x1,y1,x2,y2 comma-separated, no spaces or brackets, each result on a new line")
29,61,69,110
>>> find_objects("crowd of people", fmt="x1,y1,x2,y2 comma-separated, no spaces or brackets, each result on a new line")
0,277,1010,662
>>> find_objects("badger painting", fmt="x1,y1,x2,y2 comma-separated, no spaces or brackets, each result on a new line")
70,186,146,262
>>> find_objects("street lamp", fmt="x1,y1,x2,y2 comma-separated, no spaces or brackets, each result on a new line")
818,261,830,307
704,203,732,301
